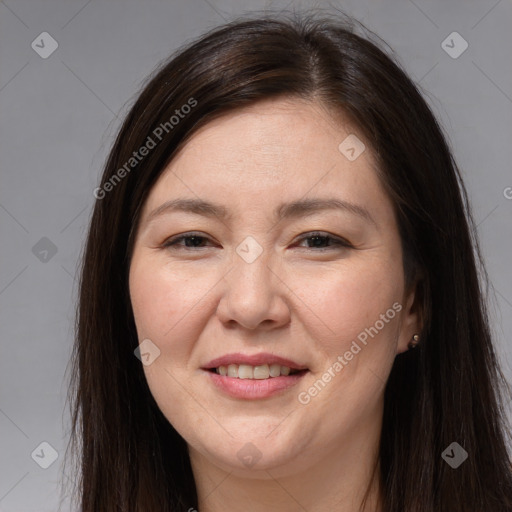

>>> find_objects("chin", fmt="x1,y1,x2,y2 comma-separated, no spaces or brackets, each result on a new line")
191,424,312,475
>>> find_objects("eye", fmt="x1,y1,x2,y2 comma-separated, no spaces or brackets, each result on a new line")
294,231,353,251
162,232,214,250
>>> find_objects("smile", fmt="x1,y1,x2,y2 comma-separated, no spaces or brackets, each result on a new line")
212,363,300,379
202,353,309,399
205,370,308,399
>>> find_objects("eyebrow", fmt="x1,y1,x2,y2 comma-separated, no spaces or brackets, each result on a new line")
144,197,376,227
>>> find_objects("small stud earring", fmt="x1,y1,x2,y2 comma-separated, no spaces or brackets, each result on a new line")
408,334,420,350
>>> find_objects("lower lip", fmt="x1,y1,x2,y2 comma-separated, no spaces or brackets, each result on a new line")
205,370,308,399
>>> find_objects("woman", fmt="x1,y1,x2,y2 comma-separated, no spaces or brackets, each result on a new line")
64,11,512,512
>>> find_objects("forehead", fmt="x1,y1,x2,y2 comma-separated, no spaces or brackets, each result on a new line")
140,97,393,226
173,97,366,172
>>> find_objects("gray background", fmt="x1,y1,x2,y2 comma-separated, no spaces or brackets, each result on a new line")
1,0,511,510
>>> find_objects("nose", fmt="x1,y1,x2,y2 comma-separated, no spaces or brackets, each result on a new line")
215,247,291,331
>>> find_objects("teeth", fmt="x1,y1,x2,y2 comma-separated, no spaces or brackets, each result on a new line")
216,364,296,379
238,364,253,379
269,364,281,377
253,364,269,379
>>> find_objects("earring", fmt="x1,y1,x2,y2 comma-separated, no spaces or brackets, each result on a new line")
408,334,420,350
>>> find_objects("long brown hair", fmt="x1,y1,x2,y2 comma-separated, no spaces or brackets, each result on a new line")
63,10,512,511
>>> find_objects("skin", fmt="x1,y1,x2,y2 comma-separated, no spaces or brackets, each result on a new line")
129,97,421,512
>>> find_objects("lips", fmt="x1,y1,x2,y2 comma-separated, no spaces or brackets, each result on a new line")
202,352,309,399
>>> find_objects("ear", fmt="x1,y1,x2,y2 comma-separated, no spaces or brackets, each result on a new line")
396,277,423,354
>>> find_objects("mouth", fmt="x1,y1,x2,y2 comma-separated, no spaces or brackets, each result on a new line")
206,364,307,379
202,353,309,399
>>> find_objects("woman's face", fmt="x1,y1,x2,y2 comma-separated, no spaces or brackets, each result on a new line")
129,97,420,476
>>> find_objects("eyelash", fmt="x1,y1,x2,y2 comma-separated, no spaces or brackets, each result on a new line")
162,231,353,252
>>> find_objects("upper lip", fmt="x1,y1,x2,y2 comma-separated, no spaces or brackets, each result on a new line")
203,352,308,370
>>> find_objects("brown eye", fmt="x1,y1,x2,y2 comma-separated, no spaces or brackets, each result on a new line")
296,232,352,251
163,233,213,250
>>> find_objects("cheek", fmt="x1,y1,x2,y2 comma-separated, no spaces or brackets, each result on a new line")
291,261,402,435
129,254,219,374
129,255,217,440
293,257,403,355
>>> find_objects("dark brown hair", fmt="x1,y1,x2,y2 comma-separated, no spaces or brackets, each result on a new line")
63,10,512,512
